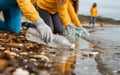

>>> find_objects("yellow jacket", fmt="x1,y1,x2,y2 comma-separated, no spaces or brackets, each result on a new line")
90,7,98,17
17,0,81,26
67,0,81,27
17,0,40,22
36,0,81,26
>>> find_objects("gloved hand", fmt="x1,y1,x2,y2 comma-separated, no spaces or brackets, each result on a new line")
34,18,53,43
65,25,76,38
76,26,90,36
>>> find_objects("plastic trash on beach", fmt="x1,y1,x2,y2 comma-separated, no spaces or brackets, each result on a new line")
75,28,90,38
26,27,75,49
75,29,82,37
65,25,89,44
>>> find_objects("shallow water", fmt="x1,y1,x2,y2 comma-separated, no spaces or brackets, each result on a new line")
73,26,120,75
77,38,91,49
37,38,97,75
89,26,120,75
36,26,120,75
91,26,120,42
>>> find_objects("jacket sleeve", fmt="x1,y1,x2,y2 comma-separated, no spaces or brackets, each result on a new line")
17,0,40,22
90,8,92,14
31,0,36,3
56,0,72,26
68,0,81,27
96,8,98,16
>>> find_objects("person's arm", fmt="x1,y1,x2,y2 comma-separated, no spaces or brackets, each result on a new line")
56,0,72,26
17,0,53,43
68,0,81,27
17,0,40,22
89,8,92,15
96,8,98,17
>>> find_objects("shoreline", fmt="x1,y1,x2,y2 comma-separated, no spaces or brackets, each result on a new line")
81,25,120,75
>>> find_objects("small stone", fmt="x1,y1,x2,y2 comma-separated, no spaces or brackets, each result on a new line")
33,55,49,61
13,68,29,75
20,52,28,55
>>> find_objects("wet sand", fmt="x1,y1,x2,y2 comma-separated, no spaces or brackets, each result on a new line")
81,25,120,75
0,25,120,75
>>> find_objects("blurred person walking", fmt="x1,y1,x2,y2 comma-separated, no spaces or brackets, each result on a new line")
89,2,98,28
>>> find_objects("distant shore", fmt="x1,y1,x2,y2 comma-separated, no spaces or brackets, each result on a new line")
78,15,120,25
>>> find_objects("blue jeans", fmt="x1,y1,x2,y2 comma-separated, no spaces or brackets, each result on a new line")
0,0,22,34
89,17,96,26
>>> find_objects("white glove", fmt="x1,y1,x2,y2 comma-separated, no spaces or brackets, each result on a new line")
76,26,90,36
34,18,53,43
65,25,76,38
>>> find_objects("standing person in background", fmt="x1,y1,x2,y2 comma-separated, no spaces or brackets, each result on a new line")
89,2,98,28
0,0,53,44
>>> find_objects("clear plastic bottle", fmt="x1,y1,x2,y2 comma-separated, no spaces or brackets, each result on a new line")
75,29,82,38
26,27,75,49
53,34,75,49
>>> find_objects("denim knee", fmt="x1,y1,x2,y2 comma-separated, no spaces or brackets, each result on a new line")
7,26,21,34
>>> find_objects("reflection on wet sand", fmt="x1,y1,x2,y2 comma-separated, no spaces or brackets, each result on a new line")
55,55,76,75
39,37,93,75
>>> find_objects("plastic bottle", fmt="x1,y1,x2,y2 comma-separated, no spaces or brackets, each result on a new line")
53,34,75,49
75,29,82,38
26,27,75,49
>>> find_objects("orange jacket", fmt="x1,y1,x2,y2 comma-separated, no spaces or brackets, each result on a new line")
90,7,98,17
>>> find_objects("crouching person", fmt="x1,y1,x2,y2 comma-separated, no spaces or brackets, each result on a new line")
0,0,53,43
